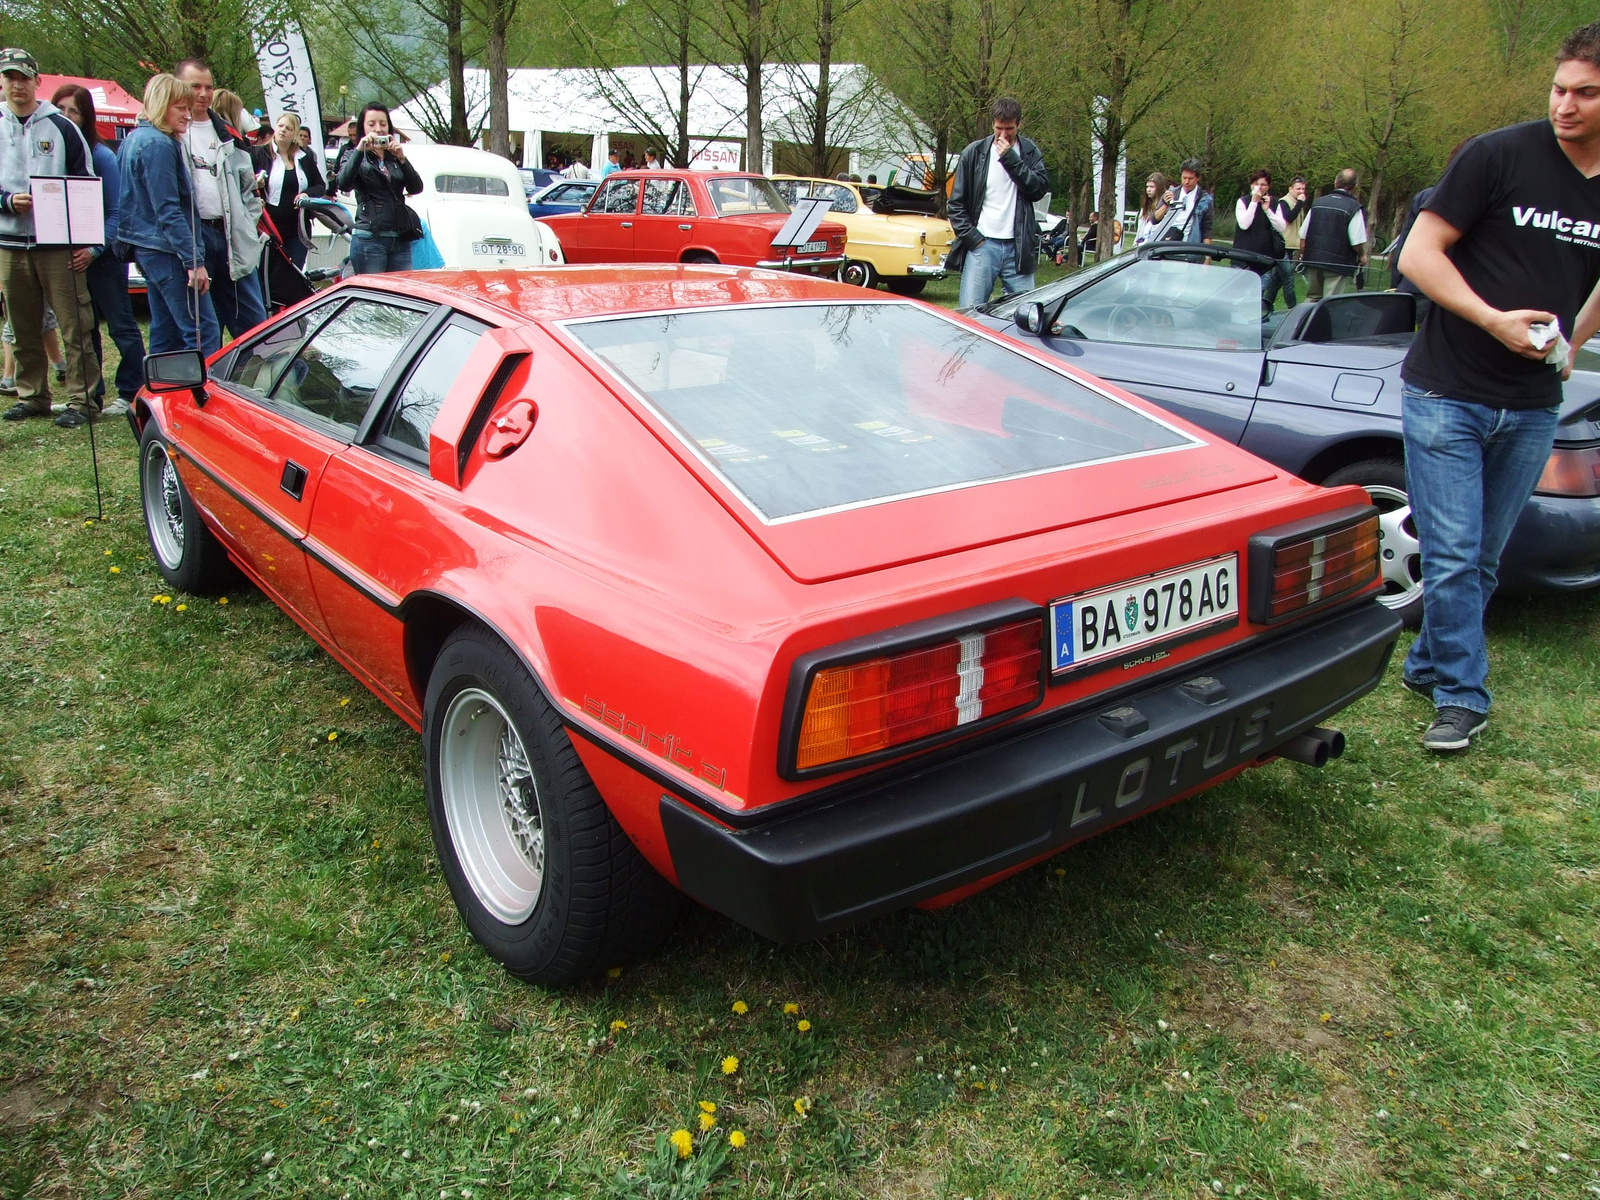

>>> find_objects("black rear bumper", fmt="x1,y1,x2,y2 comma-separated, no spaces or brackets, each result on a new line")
662,602,1401,942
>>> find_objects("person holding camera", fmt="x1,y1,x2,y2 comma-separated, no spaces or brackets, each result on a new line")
253,112,325,271
1234,169,1289,311
335,102,422,275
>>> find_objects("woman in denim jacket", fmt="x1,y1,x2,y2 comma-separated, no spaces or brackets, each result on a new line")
117,74,219,357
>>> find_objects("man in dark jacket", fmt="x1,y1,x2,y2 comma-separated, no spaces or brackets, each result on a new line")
1299,168,1368,300
948,97,1049,309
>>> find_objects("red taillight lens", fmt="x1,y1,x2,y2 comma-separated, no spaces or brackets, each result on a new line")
1535,445,1600,497
795,618,1043,771
1254,514,1380,622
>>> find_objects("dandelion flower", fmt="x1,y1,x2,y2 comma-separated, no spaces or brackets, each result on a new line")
797,1019,811,1032
328,732,338,742
1319,1012,1332,1023
218,597,229,605
669,1128,693,1159
783,1002,799,1015
1054,867,1066,876
698,1111,716,1132
340,698,350,707
698,1101,716,1114
607,967,622,979
175,604,186,611
109,566,120,574
793,1096,812,1117
104,550,112,556
439,951,452,963
731,1000,748,1015
609,1019,627,1034
720,1055,739,1075
729,1130,746,1149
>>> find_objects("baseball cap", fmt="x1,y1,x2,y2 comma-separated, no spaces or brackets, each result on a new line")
0,48,39,79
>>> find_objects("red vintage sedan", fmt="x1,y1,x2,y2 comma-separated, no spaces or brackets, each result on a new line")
535,170,848,272
133,266,1400,985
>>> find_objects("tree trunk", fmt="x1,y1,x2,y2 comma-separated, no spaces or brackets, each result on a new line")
487,0,512,158
676,6,692,167
808,0,834,176
1095,51,1128,260
446,0,469,145
744,0,764,172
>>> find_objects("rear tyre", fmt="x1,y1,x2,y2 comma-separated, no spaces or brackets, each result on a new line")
1321,458,1423,629
138,422,234,594
839,259,878,289
423,623,681,985
884,277,927,296
682,250,719,265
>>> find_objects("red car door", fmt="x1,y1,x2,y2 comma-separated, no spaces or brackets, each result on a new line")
633,177,699,263
566,175,640,263
304,313,495,714
180,294,435,633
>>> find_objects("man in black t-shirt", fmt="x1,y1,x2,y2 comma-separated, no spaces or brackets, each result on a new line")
1397,19,1600,752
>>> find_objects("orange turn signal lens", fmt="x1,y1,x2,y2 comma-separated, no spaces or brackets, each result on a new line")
1535,445,1600,498
795,618,1043,772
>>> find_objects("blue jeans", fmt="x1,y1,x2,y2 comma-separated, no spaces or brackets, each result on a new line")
200,222,268,341
85,251,147,401
1263,258,1296,309
1401,385,1559,714
137,249,220,359
349,231,413,275
958,237,1034,309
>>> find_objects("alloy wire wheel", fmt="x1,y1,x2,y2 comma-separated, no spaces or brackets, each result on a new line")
142,437,185,571
438,687,546,924
1322,459,1423,628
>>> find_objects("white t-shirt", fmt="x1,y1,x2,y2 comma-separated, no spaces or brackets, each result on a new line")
266,155,308,207
184,117,225,220
976,139,1019,240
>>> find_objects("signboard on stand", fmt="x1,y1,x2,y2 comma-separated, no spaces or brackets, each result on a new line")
256,22,325,161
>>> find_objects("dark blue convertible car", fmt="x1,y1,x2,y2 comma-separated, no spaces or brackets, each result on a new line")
975,243,1600,626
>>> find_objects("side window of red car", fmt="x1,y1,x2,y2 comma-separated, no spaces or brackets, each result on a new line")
375,316,490,460
642,179,681,216
596,178,639,214
269,300,429,432
225,309,323,394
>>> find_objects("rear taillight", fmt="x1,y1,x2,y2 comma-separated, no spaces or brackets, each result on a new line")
789,613,1043,776
1248,506,1380,624
1535,444,1600,497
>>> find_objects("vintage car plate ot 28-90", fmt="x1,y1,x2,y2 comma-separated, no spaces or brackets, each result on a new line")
1051,555,1238,674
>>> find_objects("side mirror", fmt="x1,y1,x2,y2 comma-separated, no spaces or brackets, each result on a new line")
144,350,209,396
1014,301,1046,335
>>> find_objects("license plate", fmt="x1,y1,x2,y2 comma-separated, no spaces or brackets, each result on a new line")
473,241,524,256
1050,555,1237,673
797,239,828,255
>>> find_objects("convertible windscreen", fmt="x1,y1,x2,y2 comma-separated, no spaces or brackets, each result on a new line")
566,302,1197,521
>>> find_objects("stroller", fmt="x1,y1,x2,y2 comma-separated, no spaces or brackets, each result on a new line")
259,197,355,313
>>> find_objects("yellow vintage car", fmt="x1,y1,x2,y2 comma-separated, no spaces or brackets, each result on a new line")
771,176,955,295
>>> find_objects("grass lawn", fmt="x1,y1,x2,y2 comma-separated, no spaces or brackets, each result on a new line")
0,306,1597,1200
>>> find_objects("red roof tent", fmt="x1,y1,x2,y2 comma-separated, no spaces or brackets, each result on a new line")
38,74,142,143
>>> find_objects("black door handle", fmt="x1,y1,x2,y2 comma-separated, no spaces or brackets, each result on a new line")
280,461,308,500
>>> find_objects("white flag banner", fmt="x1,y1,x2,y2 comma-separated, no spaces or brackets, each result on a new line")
256,23,325,161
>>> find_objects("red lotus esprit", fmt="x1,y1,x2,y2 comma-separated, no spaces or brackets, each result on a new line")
133,266,1401,985
535,170,848,273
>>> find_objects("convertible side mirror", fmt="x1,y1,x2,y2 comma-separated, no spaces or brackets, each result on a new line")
1014,301,1046,335
144,351,209,402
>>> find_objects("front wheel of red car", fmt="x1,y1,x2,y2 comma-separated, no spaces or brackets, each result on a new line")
423,623,681,985
138,422,234,594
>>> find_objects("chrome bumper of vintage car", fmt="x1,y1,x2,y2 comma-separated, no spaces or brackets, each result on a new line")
906,263,949,277
661,601,1401,943
755,255,849,272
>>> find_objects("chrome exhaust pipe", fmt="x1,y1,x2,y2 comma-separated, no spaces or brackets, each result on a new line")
1275,726,1345,768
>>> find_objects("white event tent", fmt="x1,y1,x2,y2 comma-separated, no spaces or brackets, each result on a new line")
394,63,924,180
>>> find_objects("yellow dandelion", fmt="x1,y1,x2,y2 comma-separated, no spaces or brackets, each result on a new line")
669,1128,693,1159
698,1101,716,1114
609,1019,627,1034
175,604,186,611
1320,1012,1332,1023
84,519,93,527
783,1003,799,1015
328,732,338,742
728,1130,746,1149
731,1000,748,1015
439,951,452,963
339,698,350,707
720,1055,739,1076
793,1096,812,1117
104,550,112,556
797,1019,811,1032
607,967,622,979
288,1007,301,1022
109,565,120,574
218,597,228,604
1054,867,1066,876
698,1111,716,1132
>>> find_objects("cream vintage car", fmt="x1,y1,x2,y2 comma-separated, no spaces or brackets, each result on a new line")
771,176,954,294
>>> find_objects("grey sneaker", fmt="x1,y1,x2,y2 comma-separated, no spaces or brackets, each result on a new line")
1422,706,1487,753
2,400,47,421
1401,675,1435,703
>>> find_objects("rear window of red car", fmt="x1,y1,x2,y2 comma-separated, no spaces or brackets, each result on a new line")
564,302,1198,522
